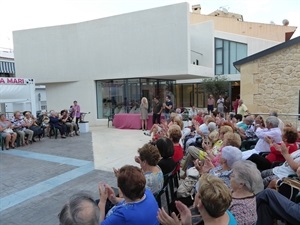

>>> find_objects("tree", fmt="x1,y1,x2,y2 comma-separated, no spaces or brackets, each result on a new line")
201,76,229,98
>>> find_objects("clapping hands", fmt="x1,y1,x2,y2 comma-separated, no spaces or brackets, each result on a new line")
273,142,289,155
98,182,118,205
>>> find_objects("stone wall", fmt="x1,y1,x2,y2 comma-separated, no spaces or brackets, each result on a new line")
240,42,300,129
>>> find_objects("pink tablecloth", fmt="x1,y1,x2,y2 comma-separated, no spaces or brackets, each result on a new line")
113,113,155,129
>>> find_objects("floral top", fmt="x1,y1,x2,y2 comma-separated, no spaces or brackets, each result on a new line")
144,166,164,194
229,195,256,225
209,165,232,188
11,117,26,131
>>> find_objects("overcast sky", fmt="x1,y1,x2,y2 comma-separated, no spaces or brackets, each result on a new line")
0,0,299,49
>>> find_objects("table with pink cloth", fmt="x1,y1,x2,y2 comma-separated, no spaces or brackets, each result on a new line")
113,113,158,129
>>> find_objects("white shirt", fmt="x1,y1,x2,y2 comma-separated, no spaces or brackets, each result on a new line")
273,150,300,179
254,127,282,153
189,109,198,118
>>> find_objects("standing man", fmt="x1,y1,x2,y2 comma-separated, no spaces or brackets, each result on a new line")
207,94,215,114
72,100,81,129
152,96,163,125
237,99,249,117
163,95,173,122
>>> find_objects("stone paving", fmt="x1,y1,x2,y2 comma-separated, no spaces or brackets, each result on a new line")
0,129,122,225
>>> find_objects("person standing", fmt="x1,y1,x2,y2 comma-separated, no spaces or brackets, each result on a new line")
163,95,173,122
71,100,81,129
152,97,163,125
217,95,224,113
233,95,240,114
224,96,231,116
140,97,149,131
237,99,249,117
207,94,215,114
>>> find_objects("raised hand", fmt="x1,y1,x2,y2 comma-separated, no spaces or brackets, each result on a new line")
157,207,180,225
98,182,108,202
113,167,120,177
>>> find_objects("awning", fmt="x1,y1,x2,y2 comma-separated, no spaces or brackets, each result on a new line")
0,61,15,74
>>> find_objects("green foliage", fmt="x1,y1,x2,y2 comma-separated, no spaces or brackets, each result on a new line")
202,76,229,98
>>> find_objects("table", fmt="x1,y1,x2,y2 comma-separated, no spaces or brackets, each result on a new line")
113,113,164,129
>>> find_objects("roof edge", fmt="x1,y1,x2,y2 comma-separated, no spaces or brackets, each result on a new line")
234,36,300,71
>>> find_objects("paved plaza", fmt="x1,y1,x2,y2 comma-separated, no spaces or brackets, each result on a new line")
0,125,150,225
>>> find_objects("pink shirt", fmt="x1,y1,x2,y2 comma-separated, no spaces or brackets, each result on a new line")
72,105,81,118
207,98,215,105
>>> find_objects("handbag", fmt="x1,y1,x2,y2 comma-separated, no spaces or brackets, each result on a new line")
276,176,300,202
177,176,197,198
4,128,13,133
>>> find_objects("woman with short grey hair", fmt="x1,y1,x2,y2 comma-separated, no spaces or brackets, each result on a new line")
265,116,279,128
195,146,243,188
229,160,263,225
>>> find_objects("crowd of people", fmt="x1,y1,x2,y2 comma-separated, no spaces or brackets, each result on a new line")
0,101,81,149
56,95,299,225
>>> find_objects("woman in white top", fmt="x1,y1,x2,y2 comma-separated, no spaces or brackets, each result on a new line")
0,114,17,150
217,95,224,113
140,97,149,131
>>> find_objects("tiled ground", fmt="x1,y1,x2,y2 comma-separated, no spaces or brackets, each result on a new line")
0,130,115,225
0,126,151,225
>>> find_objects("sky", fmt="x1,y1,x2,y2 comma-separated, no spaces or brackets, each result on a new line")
0,0,299,50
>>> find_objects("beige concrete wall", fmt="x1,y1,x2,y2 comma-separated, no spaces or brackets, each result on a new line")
190,13,297,42
240,43,300,127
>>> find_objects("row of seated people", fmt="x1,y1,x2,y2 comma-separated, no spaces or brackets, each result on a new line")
0,111,44,150
57,131,300,225
0,109,80,149
57,121,185,224
56,105,299,224
47,110,79,138
140,108,300,224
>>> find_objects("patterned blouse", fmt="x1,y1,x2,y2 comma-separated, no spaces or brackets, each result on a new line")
229,195,257,225
144,166,164,195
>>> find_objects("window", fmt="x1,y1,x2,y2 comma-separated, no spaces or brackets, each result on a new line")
215,38,247,75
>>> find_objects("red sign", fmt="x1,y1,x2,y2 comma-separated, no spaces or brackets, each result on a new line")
0,77,26,85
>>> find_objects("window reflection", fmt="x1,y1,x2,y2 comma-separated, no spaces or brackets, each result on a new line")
95,79,175,119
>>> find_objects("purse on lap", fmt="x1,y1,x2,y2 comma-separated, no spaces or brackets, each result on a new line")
276,176,300,203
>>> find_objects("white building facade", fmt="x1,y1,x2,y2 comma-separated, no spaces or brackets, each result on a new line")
13,3,296,125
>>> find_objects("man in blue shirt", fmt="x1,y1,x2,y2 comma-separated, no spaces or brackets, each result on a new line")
163,95,173,122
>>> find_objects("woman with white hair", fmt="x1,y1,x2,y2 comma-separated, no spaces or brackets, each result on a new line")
229,160,264,225
195,146,243,188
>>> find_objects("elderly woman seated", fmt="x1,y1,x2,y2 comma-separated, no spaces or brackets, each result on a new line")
23,111,43,140
133,143,164,194
0,113,17,150
261,142,300,188
228,160,264,225
155,137,177,175
181,125,235,175
248,126,298,171
99,165,159,225
194,146,242,188
158,174,237,225
168,124,184,174
11,111,34,145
